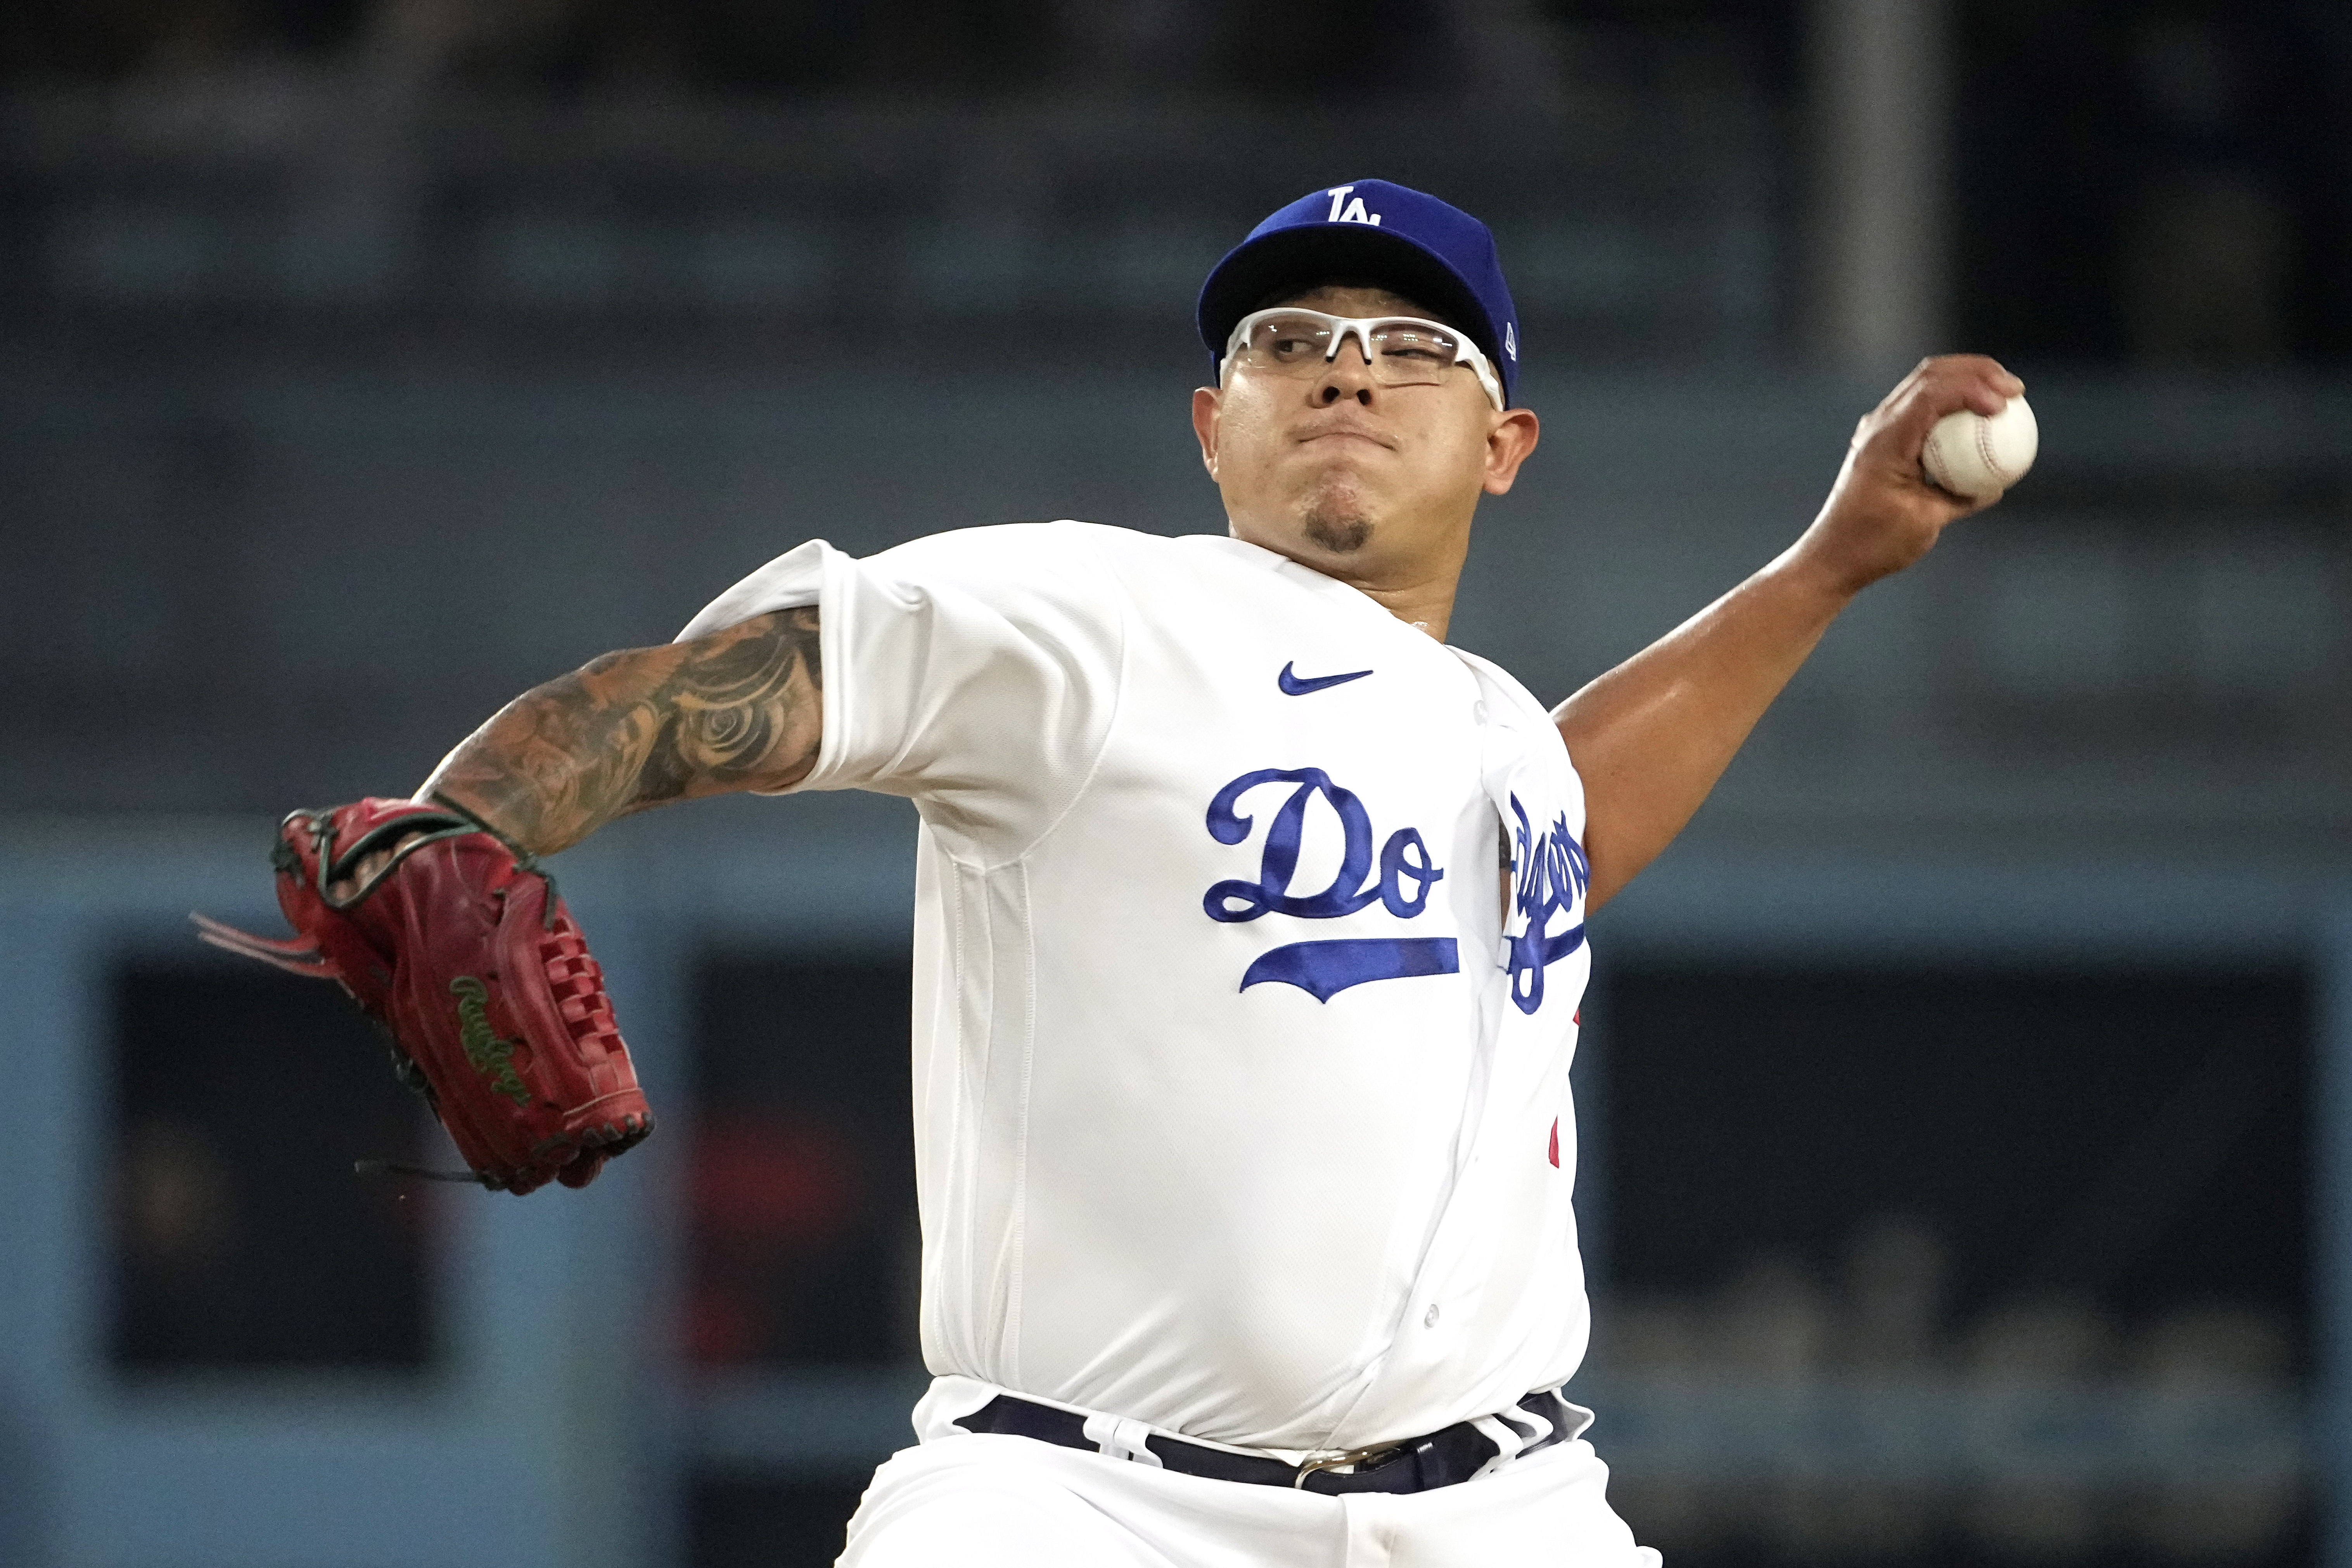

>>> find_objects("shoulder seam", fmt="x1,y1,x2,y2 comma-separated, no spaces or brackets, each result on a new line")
969,523,1133,873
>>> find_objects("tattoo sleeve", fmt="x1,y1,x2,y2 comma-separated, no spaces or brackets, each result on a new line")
419,607,823,856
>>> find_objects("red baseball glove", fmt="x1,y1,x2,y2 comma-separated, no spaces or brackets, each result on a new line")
194,797,653,1194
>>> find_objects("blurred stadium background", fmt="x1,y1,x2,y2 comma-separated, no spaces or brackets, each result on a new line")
1,0,2347,1565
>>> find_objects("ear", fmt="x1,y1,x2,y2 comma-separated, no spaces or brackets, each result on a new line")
1191,386,1222,479
1481,408,1541,496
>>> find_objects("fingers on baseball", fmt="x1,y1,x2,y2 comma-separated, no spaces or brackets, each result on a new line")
1937,480,2005,514
1904,354,2022,418
1866,361,2018,483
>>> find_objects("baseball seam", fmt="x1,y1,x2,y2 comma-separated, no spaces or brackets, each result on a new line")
1973,417,2006,489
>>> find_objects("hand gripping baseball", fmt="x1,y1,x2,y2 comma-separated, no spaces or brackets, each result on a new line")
1798,354,2025,596
194,797,654,1194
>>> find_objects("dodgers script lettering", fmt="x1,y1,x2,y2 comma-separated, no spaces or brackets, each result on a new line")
1201,766,1454,1002
1199,769,1592,1011
1502,793,1589,1015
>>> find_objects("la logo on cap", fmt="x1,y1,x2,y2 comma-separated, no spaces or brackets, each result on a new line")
1324,185,1383,227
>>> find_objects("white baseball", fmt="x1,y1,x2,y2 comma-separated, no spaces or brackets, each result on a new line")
1920,394,2037,499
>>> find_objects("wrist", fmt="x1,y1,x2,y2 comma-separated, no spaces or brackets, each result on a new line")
424,790,541,859
1771,529,1876,611
418,778,560,858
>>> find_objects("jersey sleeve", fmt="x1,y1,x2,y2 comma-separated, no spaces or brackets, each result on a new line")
674,523,1128,860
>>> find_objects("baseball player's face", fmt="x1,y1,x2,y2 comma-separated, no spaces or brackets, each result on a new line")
1191,284,1540,595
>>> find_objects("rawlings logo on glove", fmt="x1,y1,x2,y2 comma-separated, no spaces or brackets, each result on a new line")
193,797,654,1194
450,976,532,1106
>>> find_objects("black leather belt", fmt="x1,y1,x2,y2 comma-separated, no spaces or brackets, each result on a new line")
956,1388,1580,1495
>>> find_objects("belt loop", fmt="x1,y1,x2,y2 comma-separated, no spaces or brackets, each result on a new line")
1082,1412,1165,1468
1551,1391,1596,1444
1501,1400,1555,1451
1468,1414,1527,1481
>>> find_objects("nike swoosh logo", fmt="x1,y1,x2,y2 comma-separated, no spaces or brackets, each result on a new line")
1278,662,1373,696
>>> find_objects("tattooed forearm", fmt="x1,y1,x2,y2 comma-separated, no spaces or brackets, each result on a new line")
418,608,822,856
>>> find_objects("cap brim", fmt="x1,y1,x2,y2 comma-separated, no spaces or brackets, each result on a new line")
1196,225,1501,372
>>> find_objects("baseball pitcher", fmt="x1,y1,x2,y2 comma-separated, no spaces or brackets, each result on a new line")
208,179,2022,1564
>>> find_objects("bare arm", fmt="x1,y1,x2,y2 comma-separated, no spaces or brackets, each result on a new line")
419,607,822,856
1559,355,2022,912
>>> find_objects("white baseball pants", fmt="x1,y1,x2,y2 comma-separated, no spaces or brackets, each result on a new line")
836,1415,1660,1568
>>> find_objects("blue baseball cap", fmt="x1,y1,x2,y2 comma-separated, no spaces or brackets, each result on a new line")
1197,179,1522,407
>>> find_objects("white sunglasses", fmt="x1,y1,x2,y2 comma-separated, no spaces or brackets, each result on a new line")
1221,307,1505,411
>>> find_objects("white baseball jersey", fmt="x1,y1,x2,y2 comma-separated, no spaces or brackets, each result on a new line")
679,521,1594,1454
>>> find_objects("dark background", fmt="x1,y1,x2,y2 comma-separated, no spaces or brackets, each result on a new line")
9,1,2346,1565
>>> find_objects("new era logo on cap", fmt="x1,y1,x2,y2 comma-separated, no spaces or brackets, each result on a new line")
1197,178,1522,405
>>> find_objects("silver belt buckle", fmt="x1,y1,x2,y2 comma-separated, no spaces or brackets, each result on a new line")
1292,1443,1402,1489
